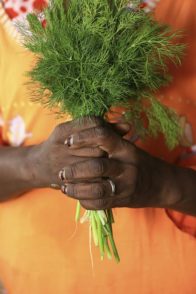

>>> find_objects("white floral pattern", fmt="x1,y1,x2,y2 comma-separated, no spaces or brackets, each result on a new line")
7,115,32,146
142,0,160,13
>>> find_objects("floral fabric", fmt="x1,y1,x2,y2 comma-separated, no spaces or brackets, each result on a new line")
2,0,47,21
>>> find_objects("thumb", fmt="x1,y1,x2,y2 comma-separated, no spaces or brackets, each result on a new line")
111,122,131,136
50,116,104,144
65,124,127,159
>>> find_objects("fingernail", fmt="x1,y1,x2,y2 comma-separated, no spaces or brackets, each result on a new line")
61,185,68,194
64,136,74,147
59,170,65,181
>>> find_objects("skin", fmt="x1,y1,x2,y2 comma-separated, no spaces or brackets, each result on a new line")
59,117,196,216
0,117,196,216
0,117,104,201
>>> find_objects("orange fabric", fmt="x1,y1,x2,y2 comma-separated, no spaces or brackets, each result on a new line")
0,1,196,294
166,210,196,238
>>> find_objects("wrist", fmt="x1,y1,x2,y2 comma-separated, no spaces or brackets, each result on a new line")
22,145,44,189
166,166,196,216
153,161,182,208
134,149,182,209
0,145,41,202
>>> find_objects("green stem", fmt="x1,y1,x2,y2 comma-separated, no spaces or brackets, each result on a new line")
75,201,81,222
91,212,98,247
104,236,112,260
106,223,120,263
95,213,105,260
108,209,115,223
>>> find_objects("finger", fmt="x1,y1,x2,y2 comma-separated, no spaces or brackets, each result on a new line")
80,194,137,210
51,116,104,144
105,106,126,122
80,198,113,210
113,123,138,143
65,125,133,160
106,110,132,138
61,180,116,200
66,125,120,153
59,158,122,181
69,147,106,158
111,123,131,136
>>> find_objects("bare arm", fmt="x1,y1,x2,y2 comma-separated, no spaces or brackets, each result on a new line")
0,146,35,201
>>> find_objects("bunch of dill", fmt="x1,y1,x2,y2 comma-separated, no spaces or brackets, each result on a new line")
22,0,184,262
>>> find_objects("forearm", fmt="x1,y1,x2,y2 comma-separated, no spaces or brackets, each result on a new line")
0,146,35,201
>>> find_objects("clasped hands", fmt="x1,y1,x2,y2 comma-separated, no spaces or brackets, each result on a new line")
31,117,180,210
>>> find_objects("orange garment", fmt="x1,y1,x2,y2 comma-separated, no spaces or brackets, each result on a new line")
0,1,196,294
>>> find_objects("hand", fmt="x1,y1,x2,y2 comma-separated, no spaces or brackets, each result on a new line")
28,117,106,189
59,117,181,210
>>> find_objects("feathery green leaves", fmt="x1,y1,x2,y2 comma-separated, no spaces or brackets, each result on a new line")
23,0,184,148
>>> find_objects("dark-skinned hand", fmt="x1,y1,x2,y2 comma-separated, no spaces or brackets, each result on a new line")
29,117,107,188
0,116,130,201
59,117,182,211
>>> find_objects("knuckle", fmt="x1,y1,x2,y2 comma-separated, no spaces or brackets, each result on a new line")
73,130,92,145
88,147,104,157
73,185,80,198
80,200,92,210
92,184,105,199
91,159,105,176
78,117,103,130
72,132,81,144
80,198,110,210
94,198,109,210
89,147,97,154
64,165,76,180
67,184,75,196
92,116,104,126
96,148,105,157
84,116,103,127
95,126,109,141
